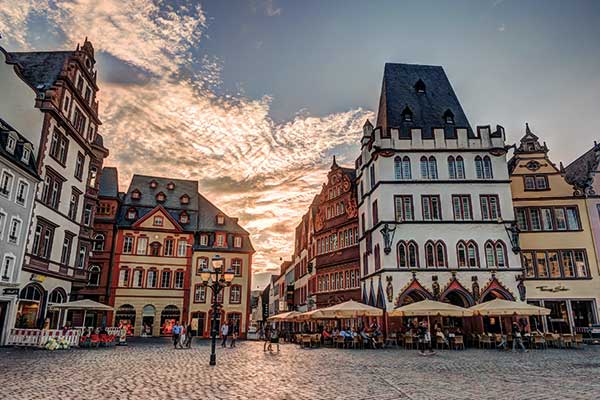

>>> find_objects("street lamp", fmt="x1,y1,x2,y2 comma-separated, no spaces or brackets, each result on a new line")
199,255,235,366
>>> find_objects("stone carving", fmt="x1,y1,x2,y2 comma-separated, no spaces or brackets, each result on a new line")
431,276,440,300
386,276,393,303
471,276,480,302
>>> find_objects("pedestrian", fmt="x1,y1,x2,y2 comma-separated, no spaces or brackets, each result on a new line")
264,324,272,352
417,321,435,355
221,320,229,348
512,322,528,353
184,321,193,348
230,322,239,348
172,321,183,349
270,326,280,352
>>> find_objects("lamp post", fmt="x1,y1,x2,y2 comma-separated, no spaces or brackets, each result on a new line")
199,255,234,366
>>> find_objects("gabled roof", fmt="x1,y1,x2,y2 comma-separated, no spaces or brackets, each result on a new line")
7,51,72,91
564,143,600,194
132,204,183,231
98,167,119,198
376,63,474,139
0,117,39,179
197,192,249,235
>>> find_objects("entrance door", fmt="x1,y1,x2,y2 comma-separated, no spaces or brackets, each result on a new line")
142,305,156,337
209,312,222,337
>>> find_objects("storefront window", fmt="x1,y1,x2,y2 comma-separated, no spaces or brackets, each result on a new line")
571,301,595,328
16,285,43,328
115,304,136,335
545,300,570,333
160,305,180,335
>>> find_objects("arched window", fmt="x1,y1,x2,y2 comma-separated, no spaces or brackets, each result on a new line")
425,241,435,267
436,241,447,267
93,233,105,251
448,156,456,179
456,156,465,179
475,156,484,179
457,241,467,267
48,288,66,303
397,241,408,268
374,244,381,270
483,156,493,179
402,157,411,179
420,156,429,179
485,240,508,268
408,241,419,267
428,156,438,179
88,265,101,286
394,157,402,180
467,241,479,267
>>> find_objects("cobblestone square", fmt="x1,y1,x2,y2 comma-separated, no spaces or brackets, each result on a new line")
1,339,599,400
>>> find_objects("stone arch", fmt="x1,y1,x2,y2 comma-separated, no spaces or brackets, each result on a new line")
439,279,475,307
480,278,515,302
394,278,433,307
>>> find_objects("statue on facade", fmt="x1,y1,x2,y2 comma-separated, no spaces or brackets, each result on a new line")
380,223,396,255
431,276,440,300
471,276,480,302
517,277,527,301
386,276,393,303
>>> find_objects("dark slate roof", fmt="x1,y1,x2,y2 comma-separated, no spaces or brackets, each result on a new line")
8,51,72,91
564,144,600,192
118,174,199,228
197,193,250,235
98,167,119,198
376,63,474,139
0,117,40,179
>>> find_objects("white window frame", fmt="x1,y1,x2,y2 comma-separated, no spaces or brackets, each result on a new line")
0,169,14,199
177,239,187,257
15,179,28,206
1,253,16,282
0,210,6,240
8,216,22,245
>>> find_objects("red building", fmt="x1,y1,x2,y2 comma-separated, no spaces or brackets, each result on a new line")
313,158,361,307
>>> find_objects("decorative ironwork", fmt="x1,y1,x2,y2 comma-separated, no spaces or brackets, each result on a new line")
380,223,397,255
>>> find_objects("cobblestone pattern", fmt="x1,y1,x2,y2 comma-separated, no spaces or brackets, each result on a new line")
1,339,599,400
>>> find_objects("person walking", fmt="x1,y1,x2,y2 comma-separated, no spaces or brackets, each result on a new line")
417,321,435,355
270,326,280,352
230,322,239,348
512,322,528,353
264,325,272,352
221,320,230,348
172,321,183,349
184,321,193,348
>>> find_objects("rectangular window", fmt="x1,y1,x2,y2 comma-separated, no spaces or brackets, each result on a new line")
136,237,148,255
523,249,589,279
177,239,187,256
230,286,242,304
164,239,174,256
8,218,21,244
516,208,528,230
524,175,549,191
394,195,413,221
68,189,80,221
161,270,172,288
547,251,560,278
77,244,87,269
554,208,567,231
200,234,208,246
119,269,129,287
194,285,206,303
421,195,441,221
49,130,68,164
83,203,93,226
369,165,375,190
215,234,225,248
540,208,554,231
75,152,85,180
234,236,242,248
133,270,143,288
174,271,184,289
16,180,28,205
32,221,55,259
60,235,72,265
529,208,542,231
147,270,157,288
452,195,472,220
522,252,534,278
123,236,133,253
574,250,588,277
372,200,378,224
232,259,242,276
566,207,580,230
41,169,64,210
480,195,500,220
0,171,13,198
1,255,15,282
536,252,548,278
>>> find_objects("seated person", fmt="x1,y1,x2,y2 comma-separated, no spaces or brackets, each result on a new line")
322,328,332,339
435,327,449,346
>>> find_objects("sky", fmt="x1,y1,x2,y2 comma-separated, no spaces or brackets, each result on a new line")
1,0,599,286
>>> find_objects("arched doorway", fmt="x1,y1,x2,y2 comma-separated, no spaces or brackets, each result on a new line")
16,284,44,328
115,304,136,335
142,305,156,337
47,288,67,328
400,290,428,306
480,290,514,334
160,305,180,335
191,311,206,337
440,290,474,332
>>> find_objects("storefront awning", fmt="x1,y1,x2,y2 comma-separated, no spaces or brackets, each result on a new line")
48,299,113,311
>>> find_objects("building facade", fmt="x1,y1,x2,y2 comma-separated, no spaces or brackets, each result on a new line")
357,64,522,330
1,40,108,329
0,118,40,344
313,158,361,308
189,194,254,338
73,167,120,326
510,129,600,332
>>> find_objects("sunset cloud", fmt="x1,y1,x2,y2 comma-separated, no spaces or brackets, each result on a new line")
0,0,372,273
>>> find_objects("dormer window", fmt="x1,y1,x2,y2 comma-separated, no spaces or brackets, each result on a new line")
149,180,158,189
6,133,17,154
22,146,31,164
443,109,454,124
156,192,166,202
167,182,175,190
131,189,141,200
414,79,426,93
401,106,413,122
126,207,137,220
179,212,189,224
234,236,242,248
216,214,225,225
199,234,208,246
153,216,163,226
180,194,190,205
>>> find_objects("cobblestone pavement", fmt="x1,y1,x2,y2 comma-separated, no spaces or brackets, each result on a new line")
1,339,599,400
